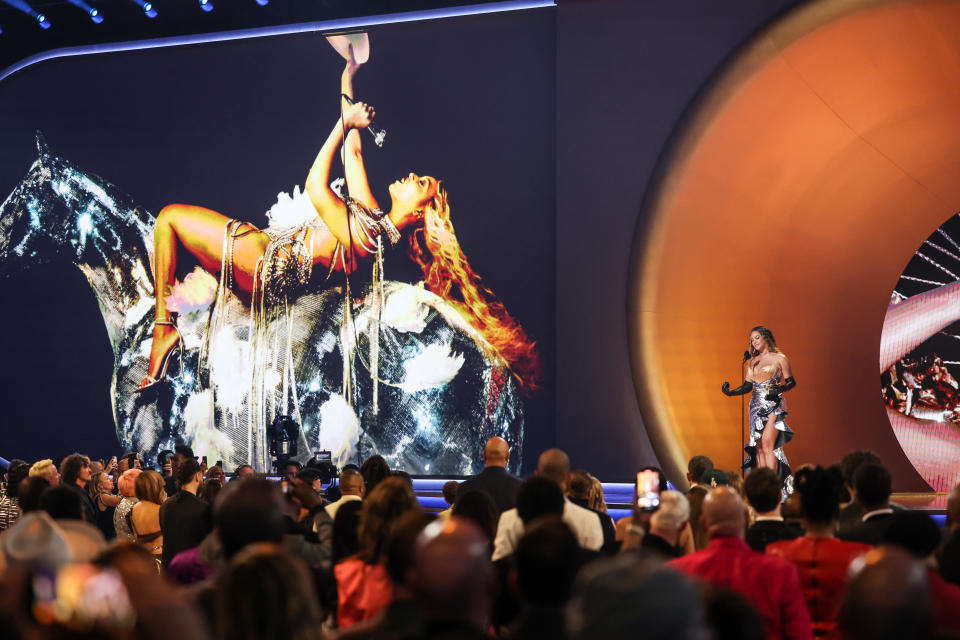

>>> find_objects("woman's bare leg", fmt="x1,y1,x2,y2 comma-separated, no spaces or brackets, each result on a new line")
142,204,264,386
759,413,779,470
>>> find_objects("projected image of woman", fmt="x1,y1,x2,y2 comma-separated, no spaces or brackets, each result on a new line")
721,326,796,480
139,52,539,397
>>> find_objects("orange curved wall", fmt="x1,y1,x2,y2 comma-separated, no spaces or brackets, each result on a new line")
630,0,960,491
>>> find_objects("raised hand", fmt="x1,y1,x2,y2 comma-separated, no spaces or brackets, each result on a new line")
343,101,374,130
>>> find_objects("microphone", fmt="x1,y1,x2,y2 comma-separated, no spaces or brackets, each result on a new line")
341,94,387,147
742,350,751,362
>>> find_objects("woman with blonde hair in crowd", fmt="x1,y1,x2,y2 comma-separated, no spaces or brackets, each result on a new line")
130,469,167,563
114,468,142,541
28,459,60,486
87,470,121,540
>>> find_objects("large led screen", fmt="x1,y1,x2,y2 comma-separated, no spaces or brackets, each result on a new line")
0,8,555,474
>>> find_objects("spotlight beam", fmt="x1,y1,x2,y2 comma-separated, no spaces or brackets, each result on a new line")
66,0,104,23
128,0,156,17
1,0,50,28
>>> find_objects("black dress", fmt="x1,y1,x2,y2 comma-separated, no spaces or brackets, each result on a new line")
95,493,117,540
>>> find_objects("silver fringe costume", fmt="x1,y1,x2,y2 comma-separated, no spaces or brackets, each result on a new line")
743,376,794,483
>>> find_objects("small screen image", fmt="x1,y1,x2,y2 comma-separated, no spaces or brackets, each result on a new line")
635,469,660,510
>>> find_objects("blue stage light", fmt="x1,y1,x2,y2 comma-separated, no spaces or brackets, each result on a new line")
36,12,50,28
199,0,213,12
1,1,53,28
255,0,269,5
66,0,103,24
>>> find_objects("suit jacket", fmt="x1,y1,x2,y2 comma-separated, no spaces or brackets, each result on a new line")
456,466,522,515
159,490,211,568
838,510,893,546
492,499,603,561
745,519,803,552
837,502,903,539
668,536,813,640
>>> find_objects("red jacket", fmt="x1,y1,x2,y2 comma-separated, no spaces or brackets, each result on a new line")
668,536,812,640
766,536,870,637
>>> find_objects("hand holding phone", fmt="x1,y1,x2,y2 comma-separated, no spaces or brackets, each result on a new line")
636,469,661,511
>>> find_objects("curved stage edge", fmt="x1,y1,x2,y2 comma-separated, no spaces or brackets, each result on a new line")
629,0,960,492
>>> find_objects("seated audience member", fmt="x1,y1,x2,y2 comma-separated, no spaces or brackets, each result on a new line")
451,490,499,545
492,449,603,561
60,453,97,523
17,476,50,514
28,459,60,486
837,450,888,537
215,543,324,640
130,469,167,563
567,470,617,554
410,517,494,640
456,436,522,515
113,468,141,541
881,510,960,636
837,546,934,640
940,482,960,588
503,517,581,640
702,586,765,640
199,477,223,505
668,487,812,640
234,464,255,480
744,467,801,551
438,480,459,519
360,455,391,495
87,470,121,540
635,490,689,560
332,511,435,640
567,553,706,640
839,463,894,546
335,476,421,629
686,455,714,550
0,461,29,531
766,465,870,636
160,457,211,568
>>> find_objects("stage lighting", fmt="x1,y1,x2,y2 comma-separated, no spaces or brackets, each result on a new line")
66,0,102,23
255,0,269,5
198,0,213,12
1,0,51,28
130,0,158,18
36,12,49,28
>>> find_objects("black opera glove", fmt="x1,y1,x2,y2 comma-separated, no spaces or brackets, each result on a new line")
764,376,796,402
721,381,752,396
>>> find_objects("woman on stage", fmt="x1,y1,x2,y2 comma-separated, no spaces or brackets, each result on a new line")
722,326,796,479
138,51,538,395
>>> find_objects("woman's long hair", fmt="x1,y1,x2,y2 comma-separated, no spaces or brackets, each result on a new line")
407,188,541,393
748,325,783,358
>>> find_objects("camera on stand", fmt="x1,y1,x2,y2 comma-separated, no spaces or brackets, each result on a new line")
267,415,300,474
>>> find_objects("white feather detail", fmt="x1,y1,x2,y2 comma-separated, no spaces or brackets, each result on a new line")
318,394,360,468
165,266,217,313
265,185,327,230
381,284,429,333
181,390,236,463
400,343,465,393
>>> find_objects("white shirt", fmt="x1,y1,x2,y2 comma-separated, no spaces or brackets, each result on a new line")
491,498,603,561
861,508,894,523
324,494,362,520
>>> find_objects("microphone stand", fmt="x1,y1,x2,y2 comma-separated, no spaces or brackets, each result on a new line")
740,350,749,478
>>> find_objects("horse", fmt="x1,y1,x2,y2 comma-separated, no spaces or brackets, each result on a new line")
0,134,524,474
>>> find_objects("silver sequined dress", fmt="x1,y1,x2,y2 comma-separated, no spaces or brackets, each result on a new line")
113,497,139,541
743,376,793,481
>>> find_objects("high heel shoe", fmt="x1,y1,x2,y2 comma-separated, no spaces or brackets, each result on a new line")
137,315,184,391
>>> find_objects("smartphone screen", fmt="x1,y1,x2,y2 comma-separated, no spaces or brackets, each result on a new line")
636,470,661,510
317,451,332,464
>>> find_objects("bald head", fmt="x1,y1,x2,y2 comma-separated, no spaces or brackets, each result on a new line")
412,516,493,628
536,449,571,488
947,483,960,530
701,487,746,539
483,437,510,468
340,468,365,497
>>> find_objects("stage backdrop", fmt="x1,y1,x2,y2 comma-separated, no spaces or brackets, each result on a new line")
629,0,960,492
0,7,555,473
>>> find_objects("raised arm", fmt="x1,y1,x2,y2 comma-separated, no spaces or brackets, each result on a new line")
340,54,379,210
880,279,960,371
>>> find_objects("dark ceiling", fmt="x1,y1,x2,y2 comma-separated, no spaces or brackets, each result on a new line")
0,0,521,76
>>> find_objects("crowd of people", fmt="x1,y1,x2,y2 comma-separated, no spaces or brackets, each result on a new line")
0,440,959,639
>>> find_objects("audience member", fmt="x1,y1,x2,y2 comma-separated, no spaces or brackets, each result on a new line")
16,476,49,513
567,553,705,640
59,453,97,523
38,484,85,520
492,449,603,561
360,455,391,495
686,455,714,550
839,463,894,545
234,464,255,479
837,450,884,537
114,468,141,541
451,490,499,545
726,471,745,497
332,500,363,564
438,480,459,519
215,542,324,640
28,458,60,486
702,586,765,640
636,490,689,560
160,457,211,568
744,467,801,551
567,469,617,554
881,510,960,636
780,492,805,528
668,487,812,640
587,474,608,513
199,477,223,504
410,517,494,640
455,436,522,515
837,546,934,640
87,470,121,540
335,476,421,628
130,469,167,563
283,460,303,484
940,482,960,588
327,469,366,520
164,444,195,497
0,461,28,532
766,465,870,636
206,464,226,483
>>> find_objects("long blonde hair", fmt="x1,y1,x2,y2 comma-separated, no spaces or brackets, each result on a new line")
407,187,541,393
